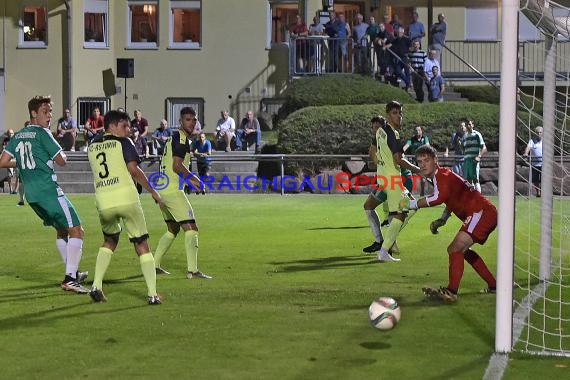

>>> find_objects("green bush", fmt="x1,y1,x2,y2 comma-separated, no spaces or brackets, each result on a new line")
276,102,545,169
274,75,417,127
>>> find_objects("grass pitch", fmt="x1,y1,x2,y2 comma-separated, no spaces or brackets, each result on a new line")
0,194,568,379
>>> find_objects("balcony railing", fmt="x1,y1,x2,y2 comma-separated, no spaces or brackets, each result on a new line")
289,37,570,82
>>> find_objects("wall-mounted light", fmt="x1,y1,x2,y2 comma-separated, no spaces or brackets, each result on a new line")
143,4,155,16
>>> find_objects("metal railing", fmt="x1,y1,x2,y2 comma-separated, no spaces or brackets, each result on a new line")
290,38,570,82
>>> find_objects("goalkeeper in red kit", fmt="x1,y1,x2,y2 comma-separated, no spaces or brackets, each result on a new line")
399,144,497,302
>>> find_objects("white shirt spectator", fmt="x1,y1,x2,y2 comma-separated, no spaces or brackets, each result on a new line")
424,56,441,80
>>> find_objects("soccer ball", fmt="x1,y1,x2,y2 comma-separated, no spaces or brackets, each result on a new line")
368,297,401,330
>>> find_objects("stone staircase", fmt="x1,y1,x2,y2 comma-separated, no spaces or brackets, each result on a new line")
57,150,259,194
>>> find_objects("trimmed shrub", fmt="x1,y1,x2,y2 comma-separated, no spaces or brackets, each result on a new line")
274,75,417,127
276,102,546,172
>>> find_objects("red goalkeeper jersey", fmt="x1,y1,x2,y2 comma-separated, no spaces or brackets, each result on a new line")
425,166,495,220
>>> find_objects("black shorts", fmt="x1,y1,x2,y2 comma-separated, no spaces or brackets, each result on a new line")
531,165,542,184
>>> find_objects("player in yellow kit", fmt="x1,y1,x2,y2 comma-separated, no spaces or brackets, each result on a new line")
153,107,212,279
87,110,165,305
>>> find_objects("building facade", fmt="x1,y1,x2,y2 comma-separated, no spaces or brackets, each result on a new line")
0,0,551,133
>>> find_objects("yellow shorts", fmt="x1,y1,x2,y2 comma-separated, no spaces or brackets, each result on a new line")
98,201,148,241
160,191,196,223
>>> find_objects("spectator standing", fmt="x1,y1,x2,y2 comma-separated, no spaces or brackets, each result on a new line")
151,119,172,155
385,27,411,90
57,108,77,151
308,16,325,73
462,119,487,193
402,145,497,303
87,110,165,305
424,49,441,82
523,126,543,197
428,66,445,102
366,16,380,75
192,132,212,177
407,11,426,46
83,107,104,151
352,13,369,74
430,13,447,61
289,14,309,73
216,110,236,152
337,13,351,72
236,110,262,153
375,22,393,82
390,14,404,32
324,12,340,73
131,109,149,138
445,121,467,176
382,14,394,35
408,40,428,102
0,95,88,294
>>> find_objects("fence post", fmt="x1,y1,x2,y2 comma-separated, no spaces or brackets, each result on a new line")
280,155,285,196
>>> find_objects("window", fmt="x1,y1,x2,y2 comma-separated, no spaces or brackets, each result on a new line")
20,3,47,47
84,0,109,48
128,1,158,48
170,1,202,48
465,7,498,41
166,98,204,130
267,1,304,47
77,97,110,132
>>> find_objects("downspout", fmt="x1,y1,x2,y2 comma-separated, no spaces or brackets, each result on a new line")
64,1,72,109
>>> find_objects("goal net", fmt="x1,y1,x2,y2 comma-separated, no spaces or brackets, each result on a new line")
504,0,570,357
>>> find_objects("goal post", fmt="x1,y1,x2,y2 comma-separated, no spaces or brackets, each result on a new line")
496,0,518,354
496,0,570,357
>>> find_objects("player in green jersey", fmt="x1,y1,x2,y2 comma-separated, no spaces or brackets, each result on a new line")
87,110,166,305
153,107,211,279
0,95,88,293
461,119,487,193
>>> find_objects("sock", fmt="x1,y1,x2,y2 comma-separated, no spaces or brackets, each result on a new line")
447,251,465,292
139,253,157,296
400,209,416,230
475,183,481,193
381,218,403,251
65,238,83,279
365,209,383,242
153,231,176,268
18,184,24,202
465,249,496,288
56,238,68,265
93,247,113,289
185,230,199,272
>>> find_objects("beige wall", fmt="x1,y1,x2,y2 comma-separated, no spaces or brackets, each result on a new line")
1,0,501,132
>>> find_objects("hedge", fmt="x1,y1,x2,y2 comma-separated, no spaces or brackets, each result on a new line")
274,75,417,127
277,101,543,158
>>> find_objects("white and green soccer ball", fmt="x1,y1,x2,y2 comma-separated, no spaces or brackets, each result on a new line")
368,297,401,330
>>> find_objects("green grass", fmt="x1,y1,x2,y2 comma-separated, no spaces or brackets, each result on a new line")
0,194,568,379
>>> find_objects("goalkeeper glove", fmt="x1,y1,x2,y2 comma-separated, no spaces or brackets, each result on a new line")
399,197,411,212
430,218,447,234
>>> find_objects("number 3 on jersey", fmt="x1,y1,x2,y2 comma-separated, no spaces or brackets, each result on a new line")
15,141,36,169
96,152,110,178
